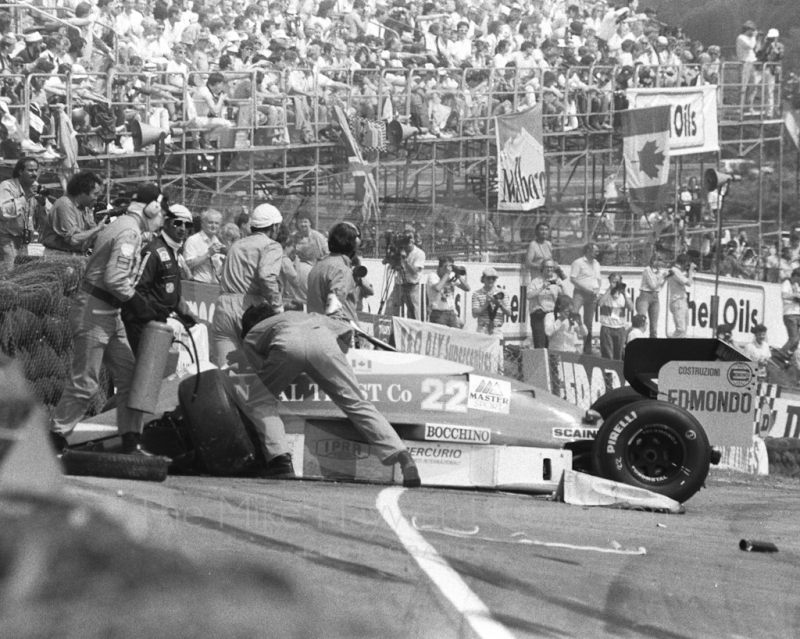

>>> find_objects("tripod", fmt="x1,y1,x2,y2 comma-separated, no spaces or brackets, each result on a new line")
378,260,416,319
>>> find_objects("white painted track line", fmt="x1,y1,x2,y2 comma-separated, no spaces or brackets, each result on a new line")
376,487,517,639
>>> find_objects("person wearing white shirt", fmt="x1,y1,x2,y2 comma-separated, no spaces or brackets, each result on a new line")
743,324,771,380
779,268,800,358
184,208,224,282
447,21,473,66
736,21,758,112
570,243,602,354
666,253,695,338
547,294,588,353
426,256,469,328
115,0,144,40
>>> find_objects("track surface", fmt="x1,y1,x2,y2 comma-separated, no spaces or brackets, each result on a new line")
65,471,800,639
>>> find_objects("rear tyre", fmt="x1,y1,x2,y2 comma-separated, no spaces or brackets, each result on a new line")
591,400,711,503
590,386,644,419
62,450,169,482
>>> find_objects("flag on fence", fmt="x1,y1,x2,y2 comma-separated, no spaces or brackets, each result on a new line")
495,104,546,211
622,105,671,213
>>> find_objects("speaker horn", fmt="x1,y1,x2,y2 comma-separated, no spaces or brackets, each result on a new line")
131,120,168,152
704,168,738,191
387,120,428,146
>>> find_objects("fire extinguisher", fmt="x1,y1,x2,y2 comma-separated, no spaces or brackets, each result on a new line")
128,321,175,412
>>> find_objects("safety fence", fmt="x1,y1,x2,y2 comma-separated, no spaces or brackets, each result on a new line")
1,60,785,263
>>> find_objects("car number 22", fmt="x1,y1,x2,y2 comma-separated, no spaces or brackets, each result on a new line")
420,378,468,413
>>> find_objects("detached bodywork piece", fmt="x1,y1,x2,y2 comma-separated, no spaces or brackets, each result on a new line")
132,338,749,503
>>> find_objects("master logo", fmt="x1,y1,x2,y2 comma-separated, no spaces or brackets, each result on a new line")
467,374,511,415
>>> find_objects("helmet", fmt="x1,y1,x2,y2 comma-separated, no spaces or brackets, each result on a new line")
250,203,282,228
767,28,779,39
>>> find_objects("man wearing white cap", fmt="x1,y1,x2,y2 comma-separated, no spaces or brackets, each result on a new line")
758,28,784,117
16,31,43,67
472,267,511,335
122,202,197,355
210,202,284,367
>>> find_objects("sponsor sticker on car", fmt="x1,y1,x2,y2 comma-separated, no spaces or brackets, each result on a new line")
424,423,491,444
467,375,511,414
551,427,600,440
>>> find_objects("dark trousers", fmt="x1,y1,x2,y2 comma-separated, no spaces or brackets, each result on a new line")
600,325,626,360
530,310,548,348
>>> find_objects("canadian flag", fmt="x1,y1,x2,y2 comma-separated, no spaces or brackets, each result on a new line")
622,105,671,214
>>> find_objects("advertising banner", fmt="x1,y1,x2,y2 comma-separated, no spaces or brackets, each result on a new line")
625,86,720,156
495,104,546,211
181,281,221,329
547,351,625,411
658,361,757,447
391,316,503,373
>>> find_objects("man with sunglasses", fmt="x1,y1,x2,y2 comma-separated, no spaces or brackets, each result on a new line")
122,203,197,356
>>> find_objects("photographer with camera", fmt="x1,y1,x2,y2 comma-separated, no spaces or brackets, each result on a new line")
40,170,106,257
385,231,426,320
426,256,470,328
0,157,50,272
472,267,511,336
547,294,588,354
527,258,565,348
598,273,634,360
666,253,696,338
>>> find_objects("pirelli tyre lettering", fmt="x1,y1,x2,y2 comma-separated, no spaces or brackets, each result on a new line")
591,399,711,503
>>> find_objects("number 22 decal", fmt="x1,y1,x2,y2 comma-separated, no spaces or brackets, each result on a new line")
420,378,468,413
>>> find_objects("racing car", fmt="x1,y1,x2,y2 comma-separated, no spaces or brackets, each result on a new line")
115,337,744,504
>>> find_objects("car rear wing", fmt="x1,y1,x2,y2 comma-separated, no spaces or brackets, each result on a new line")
623,338,750,398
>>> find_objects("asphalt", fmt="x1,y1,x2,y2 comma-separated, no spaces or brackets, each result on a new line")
57,470,800,639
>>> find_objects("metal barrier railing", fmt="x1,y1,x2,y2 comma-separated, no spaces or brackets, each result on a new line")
1,60,784,264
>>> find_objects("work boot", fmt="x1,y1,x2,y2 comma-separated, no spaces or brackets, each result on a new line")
397,450,421,488
120,432,156,457
261,453,296,479
49,431,68,454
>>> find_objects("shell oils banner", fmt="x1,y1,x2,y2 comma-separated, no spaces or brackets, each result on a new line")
495,104,546,211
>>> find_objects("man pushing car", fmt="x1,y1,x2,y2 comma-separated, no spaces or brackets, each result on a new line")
239,305,421,487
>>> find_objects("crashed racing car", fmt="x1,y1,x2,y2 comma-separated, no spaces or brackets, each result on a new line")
114,337,750,504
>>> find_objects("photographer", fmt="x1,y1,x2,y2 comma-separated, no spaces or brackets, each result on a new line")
666,253,696,338
472,267,511,336
547,295,588,354
598,273,634,360
0,157,49,272
426,256,470,328
385,231,426,320
526,258,564,348
41,170,106,257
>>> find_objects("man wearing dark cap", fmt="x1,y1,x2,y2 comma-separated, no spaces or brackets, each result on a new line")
50,183,171,456
122,202,198,355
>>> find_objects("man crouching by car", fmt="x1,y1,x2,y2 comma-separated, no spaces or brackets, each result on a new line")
240,304,421,487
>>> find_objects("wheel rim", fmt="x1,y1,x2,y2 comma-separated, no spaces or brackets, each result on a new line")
624,425,686,485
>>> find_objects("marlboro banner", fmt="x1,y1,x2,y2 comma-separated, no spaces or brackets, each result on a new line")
495,104,546,211
622,104,671,214
626,86,720,156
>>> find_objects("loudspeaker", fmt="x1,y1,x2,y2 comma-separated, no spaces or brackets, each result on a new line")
387,120,428,146
131,120,167,151
704,168,736,191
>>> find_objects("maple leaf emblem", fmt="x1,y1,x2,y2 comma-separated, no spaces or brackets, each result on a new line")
638,139,665,179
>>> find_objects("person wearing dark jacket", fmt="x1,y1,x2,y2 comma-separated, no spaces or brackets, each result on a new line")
122,203,197,355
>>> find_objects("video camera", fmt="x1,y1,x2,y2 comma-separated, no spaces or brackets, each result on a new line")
492,291,505,302
93,200,129,224
381,230,413,270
